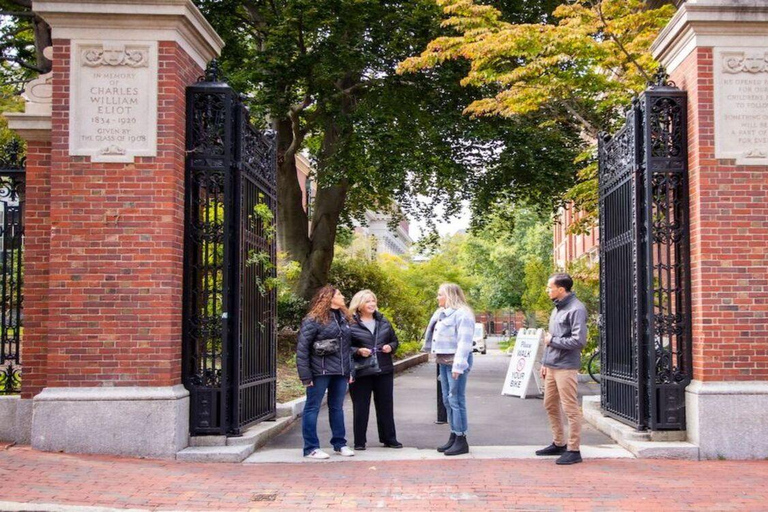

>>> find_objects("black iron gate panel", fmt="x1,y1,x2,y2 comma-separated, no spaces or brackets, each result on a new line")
599,70,692,431
233,105,277,430
640,79,692,430
184,68,277,436
599,105,644,428
0,140,24,395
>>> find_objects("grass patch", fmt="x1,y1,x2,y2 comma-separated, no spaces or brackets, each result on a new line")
497,338,515,352
277,357,305,403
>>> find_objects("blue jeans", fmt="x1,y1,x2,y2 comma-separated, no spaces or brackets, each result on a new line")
302,374,348,455
438,353,472,435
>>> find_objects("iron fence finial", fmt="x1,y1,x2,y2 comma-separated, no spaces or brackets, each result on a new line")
649,65,675,89
205,59,220,82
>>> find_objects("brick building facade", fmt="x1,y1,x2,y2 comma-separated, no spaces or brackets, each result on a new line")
553,205,599,269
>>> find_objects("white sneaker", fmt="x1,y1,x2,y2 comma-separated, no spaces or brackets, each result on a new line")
305,449,330,460
334,446,355,457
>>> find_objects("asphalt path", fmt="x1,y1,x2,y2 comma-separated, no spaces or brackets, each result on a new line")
264,340,611,451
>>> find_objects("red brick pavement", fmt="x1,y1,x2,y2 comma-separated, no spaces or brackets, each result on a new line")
1,445,767,511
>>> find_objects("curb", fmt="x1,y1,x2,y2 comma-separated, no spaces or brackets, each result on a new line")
393,352,429,374
582,395,699,459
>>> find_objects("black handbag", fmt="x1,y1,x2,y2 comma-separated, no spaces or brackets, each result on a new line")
313,338,339,356
354,351,381,377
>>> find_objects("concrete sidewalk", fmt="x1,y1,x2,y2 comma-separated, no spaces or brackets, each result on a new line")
253,347,614,462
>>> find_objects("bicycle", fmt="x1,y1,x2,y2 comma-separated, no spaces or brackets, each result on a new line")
587,350,601,384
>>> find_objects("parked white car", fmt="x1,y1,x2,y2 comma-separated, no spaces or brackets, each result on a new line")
472,323,487,354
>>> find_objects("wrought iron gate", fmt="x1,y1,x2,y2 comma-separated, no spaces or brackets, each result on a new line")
598,70,692,430
183,67,277,435
0,140,24,395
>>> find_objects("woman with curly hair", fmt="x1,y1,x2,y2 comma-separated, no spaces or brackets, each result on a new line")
296,285,355,459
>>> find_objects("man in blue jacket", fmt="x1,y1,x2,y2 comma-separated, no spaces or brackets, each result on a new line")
536,273,588,465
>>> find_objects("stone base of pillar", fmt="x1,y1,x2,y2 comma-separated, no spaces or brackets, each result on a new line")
686,380,768,460
31,385,189,458
0,396,33,444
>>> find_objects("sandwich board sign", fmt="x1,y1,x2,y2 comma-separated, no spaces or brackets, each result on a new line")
502,328,544,399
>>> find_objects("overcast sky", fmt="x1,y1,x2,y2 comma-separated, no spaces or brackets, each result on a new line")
408,200,471,241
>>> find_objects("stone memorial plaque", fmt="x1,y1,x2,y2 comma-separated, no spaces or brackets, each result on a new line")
69,41,158,162
714,48,768,165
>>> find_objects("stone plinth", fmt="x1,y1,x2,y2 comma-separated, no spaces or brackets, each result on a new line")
32,386,189,458
652,0,768,459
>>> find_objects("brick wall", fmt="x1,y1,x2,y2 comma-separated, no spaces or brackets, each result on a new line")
21,141,51,398
671,48,768,382
22,40,202,395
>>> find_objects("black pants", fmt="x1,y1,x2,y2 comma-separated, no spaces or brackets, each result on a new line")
349,371,397,446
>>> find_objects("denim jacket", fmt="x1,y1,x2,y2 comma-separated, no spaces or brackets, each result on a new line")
422,307,475,374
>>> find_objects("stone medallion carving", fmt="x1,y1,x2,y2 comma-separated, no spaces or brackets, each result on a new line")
69,41,158,163
714,48,768,165
82,47,150,68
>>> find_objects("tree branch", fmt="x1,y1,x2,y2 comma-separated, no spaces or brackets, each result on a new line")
285,94,312,159
596,2,652,83
0,10,34,17
4,56,46,73
8,0,33,8
560,101,600,143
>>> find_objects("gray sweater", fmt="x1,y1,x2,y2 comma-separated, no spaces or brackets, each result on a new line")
541,293,588,370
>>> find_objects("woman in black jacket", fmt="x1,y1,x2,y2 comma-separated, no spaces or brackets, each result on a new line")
296,285,355,459
348,289,402,450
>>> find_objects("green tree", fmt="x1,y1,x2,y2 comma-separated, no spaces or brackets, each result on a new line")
460,204,553,316
399,0,675,232
0,1,52,87
196,0,583,301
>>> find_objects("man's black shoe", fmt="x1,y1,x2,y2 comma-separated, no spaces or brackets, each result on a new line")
437,433,456,453
383,441,403,449
535,443,567,456
354,445,366,451
556,450,582,465
444,435,469,456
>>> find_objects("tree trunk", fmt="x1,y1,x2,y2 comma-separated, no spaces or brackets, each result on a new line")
275,117,310,264
277,70,359,302
295,119,349,301
33,14,52,73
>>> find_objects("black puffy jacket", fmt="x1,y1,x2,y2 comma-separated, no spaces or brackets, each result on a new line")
350,311,399,374
296,309,353,383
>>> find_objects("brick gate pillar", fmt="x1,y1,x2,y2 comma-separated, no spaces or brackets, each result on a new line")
6,0,223,457
652,0,768,459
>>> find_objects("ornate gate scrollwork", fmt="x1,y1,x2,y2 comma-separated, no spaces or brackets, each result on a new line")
0,139,25,395
183,65,277,435
599,69,692,430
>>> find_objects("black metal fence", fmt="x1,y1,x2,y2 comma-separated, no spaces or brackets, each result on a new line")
598,69,692,430
183,66,277,436
0,140,25,395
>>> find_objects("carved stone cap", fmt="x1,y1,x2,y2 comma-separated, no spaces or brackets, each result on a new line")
33,0,224,68
651,0,768,73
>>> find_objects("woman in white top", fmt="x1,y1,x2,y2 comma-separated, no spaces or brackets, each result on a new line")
422,283,475,455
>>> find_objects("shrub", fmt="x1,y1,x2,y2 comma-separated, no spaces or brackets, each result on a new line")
395,340,423,360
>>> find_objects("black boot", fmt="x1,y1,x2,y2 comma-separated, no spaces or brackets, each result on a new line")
556,450,582,465
444,435,469,456
436,433,456,453
535,443,567,456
